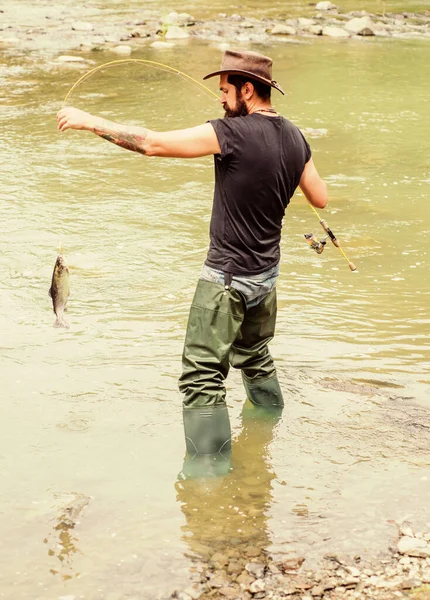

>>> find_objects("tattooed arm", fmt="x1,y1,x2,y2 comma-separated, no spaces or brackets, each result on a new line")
56,107,220,158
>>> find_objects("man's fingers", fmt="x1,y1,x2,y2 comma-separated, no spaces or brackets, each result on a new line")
57,117,68,132
56,109,73,131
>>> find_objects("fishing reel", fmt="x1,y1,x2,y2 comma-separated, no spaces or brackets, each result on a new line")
303,216,357,271
304,232,327,255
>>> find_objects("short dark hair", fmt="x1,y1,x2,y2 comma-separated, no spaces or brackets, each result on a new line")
227,74,271,101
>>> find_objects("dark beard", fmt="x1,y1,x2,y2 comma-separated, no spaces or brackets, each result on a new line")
224,93,248,118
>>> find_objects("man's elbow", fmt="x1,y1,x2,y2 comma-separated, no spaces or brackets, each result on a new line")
314,182,328,208
302,181,328,209
142,131,163,157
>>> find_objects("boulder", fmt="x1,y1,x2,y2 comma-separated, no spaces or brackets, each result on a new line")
345,16,376,34
176,12,195,26
398,536,430,558
358,27,376,36
271,24,296,35
316,1,338,10
298,17,316,27
322,25,350,37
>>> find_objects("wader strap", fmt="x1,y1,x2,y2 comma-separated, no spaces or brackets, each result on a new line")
224,271,233,289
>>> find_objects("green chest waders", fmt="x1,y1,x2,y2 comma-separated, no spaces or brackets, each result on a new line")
179,279,284,477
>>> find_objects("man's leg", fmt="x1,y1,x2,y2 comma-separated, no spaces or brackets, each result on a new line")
230,288,284,409
179,279,245,476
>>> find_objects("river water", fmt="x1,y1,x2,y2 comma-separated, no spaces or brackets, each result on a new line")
1,4,430,599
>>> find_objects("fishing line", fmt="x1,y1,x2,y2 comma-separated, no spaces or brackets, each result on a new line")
62,58,356,271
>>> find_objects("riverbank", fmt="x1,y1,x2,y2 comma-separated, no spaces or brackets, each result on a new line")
1,3,429,58
172,521,430,599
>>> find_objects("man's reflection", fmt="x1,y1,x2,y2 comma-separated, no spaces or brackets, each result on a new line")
175,402,282,579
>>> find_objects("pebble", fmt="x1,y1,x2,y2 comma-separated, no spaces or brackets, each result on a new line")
248,578,265,593
182,585,202,600
245,545,261,557
245,562,265,578
218,587,239,598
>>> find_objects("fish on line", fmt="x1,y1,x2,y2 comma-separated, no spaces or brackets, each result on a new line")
49,253,70,328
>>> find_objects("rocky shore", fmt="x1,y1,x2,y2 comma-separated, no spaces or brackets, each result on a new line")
0,3,429,58
172,522,430,600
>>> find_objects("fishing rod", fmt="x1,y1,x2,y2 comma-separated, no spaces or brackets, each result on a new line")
304,203,357,271
63,59,356,271
63,58,220,105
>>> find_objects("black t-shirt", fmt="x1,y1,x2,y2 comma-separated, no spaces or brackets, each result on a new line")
206,113,311,275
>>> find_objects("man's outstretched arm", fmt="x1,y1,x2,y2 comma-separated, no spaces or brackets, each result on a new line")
56,107,221,158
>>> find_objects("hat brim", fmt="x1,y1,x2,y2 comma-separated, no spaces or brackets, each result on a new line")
203,69,285,95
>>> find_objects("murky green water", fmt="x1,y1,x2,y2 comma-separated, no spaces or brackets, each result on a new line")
1,7,430,599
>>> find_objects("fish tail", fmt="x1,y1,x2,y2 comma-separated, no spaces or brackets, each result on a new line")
54,316,69,329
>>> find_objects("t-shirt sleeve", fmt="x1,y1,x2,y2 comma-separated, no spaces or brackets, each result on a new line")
298,128,312,163
208,119,235,158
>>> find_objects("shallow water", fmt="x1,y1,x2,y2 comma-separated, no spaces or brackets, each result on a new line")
1,14,430,600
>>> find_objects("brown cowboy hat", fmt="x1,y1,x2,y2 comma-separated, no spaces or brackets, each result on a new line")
203,49,285,95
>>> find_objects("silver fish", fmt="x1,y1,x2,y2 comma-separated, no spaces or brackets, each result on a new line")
49,254,70,328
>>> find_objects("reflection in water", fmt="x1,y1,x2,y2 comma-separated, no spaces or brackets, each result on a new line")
43,493,90,580
176,403,282,591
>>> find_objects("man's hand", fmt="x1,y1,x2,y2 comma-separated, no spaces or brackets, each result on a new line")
57,107,94,132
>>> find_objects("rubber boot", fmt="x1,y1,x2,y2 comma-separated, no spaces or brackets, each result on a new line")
242,374,284,409
181,405,232,479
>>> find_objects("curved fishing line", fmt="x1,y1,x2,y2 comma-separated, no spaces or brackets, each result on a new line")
63,58,219,105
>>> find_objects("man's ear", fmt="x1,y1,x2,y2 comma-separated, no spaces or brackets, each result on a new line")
243,81,255,100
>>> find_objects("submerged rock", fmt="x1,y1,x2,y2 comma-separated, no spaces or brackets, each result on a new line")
165,25,189,40
71,21,94,32
56,55,86,62
112,44,132,55
150,41,175,49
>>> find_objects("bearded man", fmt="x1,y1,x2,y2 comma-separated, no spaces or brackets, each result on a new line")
57,49,327,477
